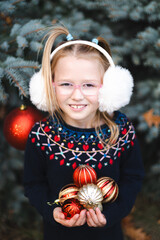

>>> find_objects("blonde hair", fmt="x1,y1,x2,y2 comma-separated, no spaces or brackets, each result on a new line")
41,25,119,146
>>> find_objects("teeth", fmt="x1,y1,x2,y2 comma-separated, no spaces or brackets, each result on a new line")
70,105,85,109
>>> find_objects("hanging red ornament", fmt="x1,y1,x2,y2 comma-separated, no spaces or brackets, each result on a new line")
97,177,119,203
3,105,44,151
73,164,97,187
55,183,79,206
62,198,84,219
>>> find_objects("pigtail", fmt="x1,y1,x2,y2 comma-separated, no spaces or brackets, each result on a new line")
41,26,69,115
97,36,112,57
95,37,119,146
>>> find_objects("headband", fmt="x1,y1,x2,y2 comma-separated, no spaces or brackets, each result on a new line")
29,37,134,114
49,40,115,67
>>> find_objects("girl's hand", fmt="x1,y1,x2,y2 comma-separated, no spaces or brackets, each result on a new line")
53,207,87,227
86,207,107,227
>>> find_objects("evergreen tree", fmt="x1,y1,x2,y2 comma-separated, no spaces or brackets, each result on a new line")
0,0,159,238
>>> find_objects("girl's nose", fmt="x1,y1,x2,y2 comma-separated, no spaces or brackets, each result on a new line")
71,87,84,100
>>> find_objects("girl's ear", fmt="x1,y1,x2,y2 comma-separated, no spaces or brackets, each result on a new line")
98,66,134,115
29,69,48,111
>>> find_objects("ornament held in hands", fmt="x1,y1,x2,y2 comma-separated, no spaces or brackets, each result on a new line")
62,198,84,219
56,183,79,205
77,183,103,211
97,177,119,203
73,164,97,187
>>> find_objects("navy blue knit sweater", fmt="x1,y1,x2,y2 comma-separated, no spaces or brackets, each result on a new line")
24,111,144,240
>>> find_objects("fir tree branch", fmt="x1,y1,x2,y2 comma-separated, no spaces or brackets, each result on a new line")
0,28,44,46
4,69,27,97
11,65,39,70
23,28,45,38
12,0,24,5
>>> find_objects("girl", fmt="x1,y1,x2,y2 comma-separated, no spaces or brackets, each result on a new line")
24,25,144,240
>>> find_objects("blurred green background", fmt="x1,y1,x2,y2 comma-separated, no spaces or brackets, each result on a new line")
0,0,160,239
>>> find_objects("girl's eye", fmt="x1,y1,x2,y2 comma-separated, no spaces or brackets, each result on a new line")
83,83,96,88
59,83,72,87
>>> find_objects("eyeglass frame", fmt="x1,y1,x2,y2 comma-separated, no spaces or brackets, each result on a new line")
53,81,102,96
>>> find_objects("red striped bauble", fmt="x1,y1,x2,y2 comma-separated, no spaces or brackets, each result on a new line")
62,198,84,219
58,183,79,205
97,177,119,203
73,165,97,187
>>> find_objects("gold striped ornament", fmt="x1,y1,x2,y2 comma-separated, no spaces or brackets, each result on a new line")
97,177,119,203
55,183,79,205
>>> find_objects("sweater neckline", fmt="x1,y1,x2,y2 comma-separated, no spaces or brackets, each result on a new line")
50,111,120,133
39,110,133,154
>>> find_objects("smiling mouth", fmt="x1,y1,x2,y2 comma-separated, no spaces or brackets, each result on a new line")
69,104,87,109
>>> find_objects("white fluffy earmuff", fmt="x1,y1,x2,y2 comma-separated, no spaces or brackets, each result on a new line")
29,40,134,114
29,69,47,111
98,66,134,114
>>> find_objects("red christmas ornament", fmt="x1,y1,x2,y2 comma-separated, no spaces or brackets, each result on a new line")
3,105,44,151
73,164,97,187
97,177,119,203
62,198,84,219
57,183,79,205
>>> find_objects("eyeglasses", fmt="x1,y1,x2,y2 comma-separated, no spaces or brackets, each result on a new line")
53,82,102,96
